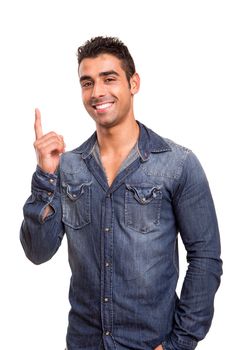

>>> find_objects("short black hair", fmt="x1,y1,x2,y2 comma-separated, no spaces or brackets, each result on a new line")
77,36,136,84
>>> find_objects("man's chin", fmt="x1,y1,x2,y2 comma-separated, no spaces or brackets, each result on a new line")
92,115,119,129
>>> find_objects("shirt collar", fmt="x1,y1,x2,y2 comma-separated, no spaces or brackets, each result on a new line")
136,121,171,161
74,121,171,161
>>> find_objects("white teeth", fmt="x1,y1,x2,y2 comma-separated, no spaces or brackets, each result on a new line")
95,103,113,110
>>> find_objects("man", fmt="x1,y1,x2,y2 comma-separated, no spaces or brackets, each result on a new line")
20,36,222,350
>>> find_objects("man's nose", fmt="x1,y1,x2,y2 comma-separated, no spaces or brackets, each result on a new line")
91,81,106,98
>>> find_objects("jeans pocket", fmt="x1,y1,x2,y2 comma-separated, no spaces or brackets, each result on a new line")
125,183,162,233
62,181,92,229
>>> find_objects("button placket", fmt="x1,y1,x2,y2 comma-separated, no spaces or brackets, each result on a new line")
101,194,114,340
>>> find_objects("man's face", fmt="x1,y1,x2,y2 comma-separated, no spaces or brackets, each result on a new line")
79,54,139,128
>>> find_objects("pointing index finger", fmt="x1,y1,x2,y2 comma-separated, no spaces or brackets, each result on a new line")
34,108,43,139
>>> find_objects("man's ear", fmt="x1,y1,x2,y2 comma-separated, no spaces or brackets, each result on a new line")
130,73,140,95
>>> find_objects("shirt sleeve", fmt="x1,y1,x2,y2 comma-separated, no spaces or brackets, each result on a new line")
20,166,65,265
164,151,222,350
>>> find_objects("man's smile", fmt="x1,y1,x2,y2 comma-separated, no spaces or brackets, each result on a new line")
91,101,115,113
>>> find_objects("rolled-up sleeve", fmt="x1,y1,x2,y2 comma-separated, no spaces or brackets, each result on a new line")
20,166,65,265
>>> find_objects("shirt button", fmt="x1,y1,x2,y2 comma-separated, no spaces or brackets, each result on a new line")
105,262,110,267
49,178,54,184
105,331,110,336
104,297,109,302
105,227,110,232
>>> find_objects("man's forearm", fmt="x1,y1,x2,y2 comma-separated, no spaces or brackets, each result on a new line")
41,204,54,221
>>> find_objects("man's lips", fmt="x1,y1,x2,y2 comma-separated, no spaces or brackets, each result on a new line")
92,101,115,111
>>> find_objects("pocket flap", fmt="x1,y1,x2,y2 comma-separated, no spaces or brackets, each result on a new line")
63,182,91,201
126,184,162,204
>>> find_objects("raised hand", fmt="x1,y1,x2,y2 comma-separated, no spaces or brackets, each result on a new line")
33,108,65,173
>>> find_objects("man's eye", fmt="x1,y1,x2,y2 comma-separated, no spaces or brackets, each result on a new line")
81,81,93,88
105,78,115,83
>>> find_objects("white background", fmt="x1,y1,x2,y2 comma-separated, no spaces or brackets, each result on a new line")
0,0,232,349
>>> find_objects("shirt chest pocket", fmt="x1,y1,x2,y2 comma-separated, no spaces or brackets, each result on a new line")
125,183,162,233
61,181,92,229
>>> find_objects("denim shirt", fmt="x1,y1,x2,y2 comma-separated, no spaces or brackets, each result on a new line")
20,122,222,350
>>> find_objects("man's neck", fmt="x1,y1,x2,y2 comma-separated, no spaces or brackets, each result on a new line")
96,118,139,156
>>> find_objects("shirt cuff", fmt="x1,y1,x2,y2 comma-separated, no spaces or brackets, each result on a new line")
162,334,198,350
31,166,58,203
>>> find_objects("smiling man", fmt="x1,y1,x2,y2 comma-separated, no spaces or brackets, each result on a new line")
20,36,222,350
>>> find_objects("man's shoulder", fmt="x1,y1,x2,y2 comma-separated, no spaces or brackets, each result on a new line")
141,122,191,156
162,137,191,156
141,123,195,180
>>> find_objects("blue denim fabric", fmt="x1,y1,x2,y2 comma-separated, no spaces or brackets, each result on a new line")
20,122,222,350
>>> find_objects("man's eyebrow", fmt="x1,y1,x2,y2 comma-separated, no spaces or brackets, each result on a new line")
80,70,120,82
79,75,93,83
99,70,119,77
